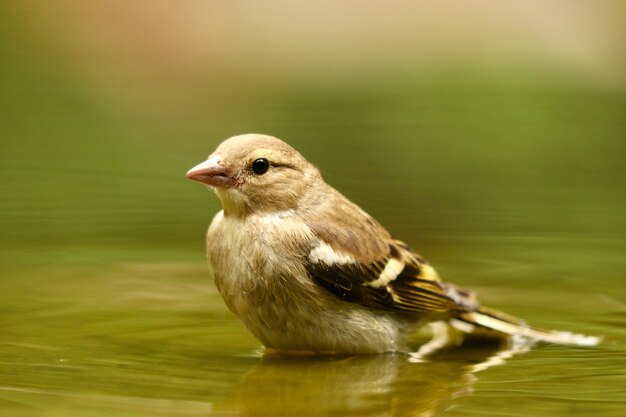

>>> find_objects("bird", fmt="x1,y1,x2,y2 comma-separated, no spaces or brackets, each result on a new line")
186,133,599,354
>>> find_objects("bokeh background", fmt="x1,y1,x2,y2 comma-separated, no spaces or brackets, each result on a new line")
1,1,625,416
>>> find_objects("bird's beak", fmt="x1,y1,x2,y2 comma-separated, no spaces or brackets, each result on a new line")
186,155,234,187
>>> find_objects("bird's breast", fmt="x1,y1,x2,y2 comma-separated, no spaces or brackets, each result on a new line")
206,211,315,306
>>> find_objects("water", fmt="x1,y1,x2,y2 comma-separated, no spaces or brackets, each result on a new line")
1,233,624,416
1,4,625,414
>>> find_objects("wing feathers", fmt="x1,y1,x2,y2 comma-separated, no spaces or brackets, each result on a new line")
309,241,355,265
307,236,458,315
366,258,404,288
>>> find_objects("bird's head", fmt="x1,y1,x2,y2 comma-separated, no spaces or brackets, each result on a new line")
187,134,321,217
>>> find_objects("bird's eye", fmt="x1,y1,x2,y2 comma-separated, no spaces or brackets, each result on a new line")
252,158,270,175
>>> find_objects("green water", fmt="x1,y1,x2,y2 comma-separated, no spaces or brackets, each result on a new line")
1,236,624,416
1,4,626,415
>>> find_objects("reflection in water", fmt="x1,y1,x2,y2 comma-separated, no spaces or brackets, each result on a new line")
213,341,528,417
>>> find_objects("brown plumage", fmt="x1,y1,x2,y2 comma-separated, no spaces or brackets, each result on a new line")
186,134,599,354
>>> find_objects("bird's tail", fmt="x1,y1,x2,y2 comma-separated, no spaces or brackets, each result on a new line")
453,306,601,347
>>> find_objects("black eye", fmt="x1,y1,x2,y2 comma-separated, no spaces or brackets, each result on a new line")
252,158,270,175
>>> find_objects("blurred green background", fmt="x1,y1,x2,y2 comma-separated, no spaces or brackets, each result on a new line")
1,1,625,416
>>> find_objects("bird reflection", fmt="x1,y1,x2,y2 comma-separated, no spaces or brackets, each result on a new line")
212,337,532,417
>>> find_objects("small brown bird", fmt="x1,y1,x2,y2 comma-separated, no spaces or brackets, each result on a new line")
187,134,599,354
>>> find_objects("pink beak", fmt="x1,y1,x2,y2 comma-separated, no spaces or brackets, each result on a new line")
186,155,234,187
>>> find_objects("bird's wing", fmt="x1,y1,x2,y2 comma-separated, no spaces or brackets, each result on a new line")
305,222,461,314
305,223,601,347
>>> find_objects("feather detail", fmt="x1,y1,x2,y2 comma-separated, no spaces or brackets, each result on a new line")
456,308,601,347
306,234,457,315
309,241,356,265
366,258,404,288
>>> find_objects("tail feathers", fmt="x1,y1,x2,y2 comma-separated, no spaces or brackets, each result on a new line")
455,307,601,347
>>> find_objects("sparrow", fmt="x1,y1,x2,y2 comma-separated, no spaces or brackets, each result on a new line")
186,134,599,354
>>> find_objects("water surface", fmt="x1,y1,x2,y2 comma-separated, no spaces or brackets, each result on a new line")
1,234,623,416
